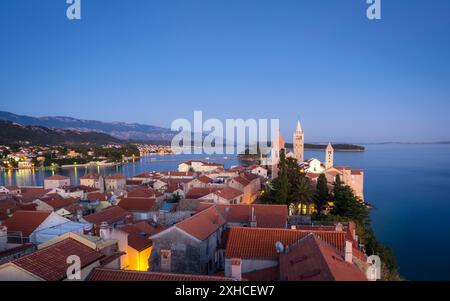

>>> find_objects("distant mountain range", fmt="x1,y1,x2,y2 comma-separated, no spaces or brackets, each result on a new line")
0,120,122,145
0,111,175,142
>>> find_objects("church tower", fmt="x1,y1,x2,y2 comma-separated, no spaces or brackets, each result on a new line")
271,132,285,179
325,142,334,169
293,120,304,163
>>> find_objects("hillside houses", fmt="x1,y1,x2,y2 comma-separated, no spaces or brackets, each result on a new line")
0,157,370,282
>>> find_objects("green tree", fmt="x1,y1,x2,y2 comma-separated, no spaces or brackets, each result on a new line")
273,149,290,205
291,172,314,215
331,184,369,227
314,173,330,214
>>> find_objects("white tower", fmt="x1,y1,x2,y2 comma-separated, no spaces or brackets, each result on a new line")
293,120,304,163
271,132,285,179
325,142,334,169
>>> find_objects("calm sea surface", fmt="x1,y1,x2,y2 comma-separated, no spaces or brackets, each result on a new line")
1,144,450,280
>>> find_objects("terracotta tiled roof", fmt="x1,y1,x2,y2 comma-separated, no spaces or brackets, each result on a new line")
86,192,107,202
118,197,156,212
126,179,143,186
279,234,367,281
176,206,226,241
133,172,160,179
83,206,130,225
19,203,37,211
45,175,69,180
242,266,279,281
13,238,104,281
165,184,184,193
20,187,51,203
241,172,259,181
186,187,220,199
160,178,192,185
127,187,155,198
213,187,243,200
159,171,195,177
0,199,18,210
89,268,234,281
225,227,346,259
2,210,51,236
3,185,19,191
119,224,153,251
215,204,287,228
76,185,99,193
197,175,213,184
119,222,165,252
232,176,250,187
43,197,80,210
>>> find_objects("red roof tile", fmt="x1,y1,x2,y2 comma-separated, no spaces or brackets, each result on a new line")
19,187,51,203
213,187,243,200
118,222,165,252
232,176,250,187
225,227,346,259
127,187,155,198
118,197,156,212
196,175,213,184
86,192,107,202
215,204,287,228
83,206,130,225
176,206,226,241
13,238,104,281
42,197,80,210
279,234,367,281
242,266,279,281
186,187,220,199
89,268,233,281
159,171,195,177
2,211,52,236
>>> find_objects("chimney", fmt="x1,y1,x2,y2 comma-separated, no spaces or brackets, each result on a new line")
290,225,297,230
0,226,7,250
230,258,242,281
250,207,257,227
348,221,357,240
345,240,353,263
99,222,111,240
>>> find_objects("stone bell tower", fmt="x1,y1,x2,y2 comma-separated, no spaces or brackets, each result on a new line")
325,142,334,170
271,132,285,179
293,120,304,163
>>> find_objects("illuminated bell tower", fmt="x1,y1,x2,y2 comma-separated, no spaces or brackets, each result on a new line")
293,120,304,163
325,142,334,169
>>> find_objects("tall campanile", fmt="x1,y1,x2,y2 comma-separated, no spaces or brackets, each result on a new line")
325,142,334,169
293,120,304,163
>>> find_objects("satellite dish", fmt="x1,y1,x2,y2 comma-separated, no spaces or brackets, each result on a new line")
275,241,284,253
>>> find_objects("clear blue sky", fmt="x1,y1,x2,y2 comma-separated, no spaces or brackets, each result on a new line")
1,0,449,143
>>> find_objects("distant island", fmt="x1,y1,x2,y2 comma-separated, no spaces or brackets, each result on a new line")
238,142,365,162
286,143,365,151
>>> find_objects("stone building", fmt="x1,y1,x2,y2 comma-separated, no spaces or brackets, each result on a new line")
149,206,226,275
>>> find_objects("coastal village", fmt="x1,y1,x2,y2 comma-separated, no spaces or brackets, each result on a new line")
0,144,172,170
0,121,376,281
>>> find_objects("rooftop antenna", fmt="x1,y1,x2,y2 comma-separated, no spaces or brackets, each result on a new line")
275,241,284,254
